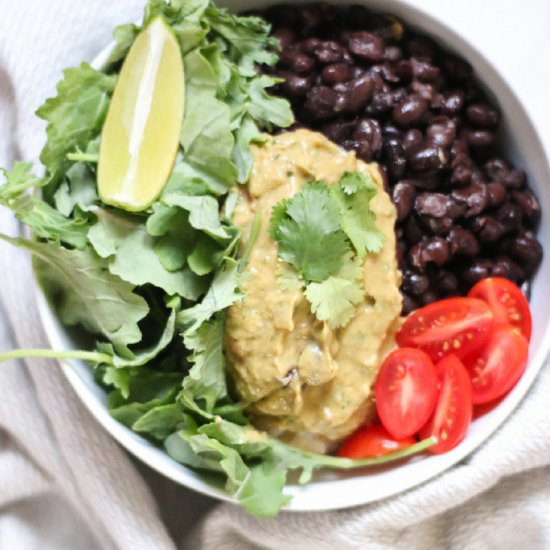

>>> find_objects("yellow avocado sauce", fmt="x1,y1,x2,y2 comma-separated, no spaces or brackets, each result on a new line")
225,129,402,453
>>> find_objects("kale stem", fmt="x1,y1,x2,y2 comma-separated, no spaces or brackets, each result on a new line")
0,348,112,364
66,152,99,163
239,211,261,272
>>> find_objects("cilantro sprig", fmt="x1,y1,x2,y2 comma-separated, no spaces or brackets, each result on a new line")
270,171,384,329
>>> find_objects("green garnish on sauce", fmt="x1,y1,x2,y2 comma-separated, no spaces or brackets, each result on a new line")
269,171,385,328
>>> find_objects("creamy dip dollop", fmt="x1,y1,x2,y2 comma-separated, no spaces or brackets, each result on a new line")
225,129,402,453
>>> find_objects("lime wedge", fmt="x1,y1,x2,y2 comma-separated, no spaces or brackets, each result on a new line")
98,17,184,211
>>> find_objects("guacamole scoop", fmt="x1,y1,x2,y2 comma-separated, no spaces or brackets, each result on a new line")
225,130,402,453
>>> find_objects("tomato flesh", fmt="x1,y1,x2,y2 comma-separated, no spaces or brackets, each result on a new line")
420,354,473,454
463,325,529,404
396,297,494,361
375,348,438,439
337,424,416,459
468,277,532,341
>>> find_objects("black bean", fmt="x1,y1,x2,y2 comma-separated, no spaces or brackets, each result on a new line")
484,157,511,181
392,94,429,127
396,240,407,269
392,87,408,104
409,237,450,269
508,235,543,269
321,63,354,84
471,215,506,243
450,160,473,187
313,41,345,64
497,203,523,233
461,259,493,285
341,139,374,162
443,54,473,82
464,128,495,148
492,256,525,282
486,182,507,207
512,189,541,223
420,290,440,306
466,102,500,128
441,90,465,115
503,169,526,190
382,121,402,138
406,35,438,60
384,45,403,62
426,116,456,147
434,270,459,293
451,182,488,217
348,32,384,61
470,166,486,186
412,171,443,190
280,48,315,74
379,62,400,83
335,76,374,114
410,81,435,102
409,145,448,172
415,192,452,218
402,129,423,153
421,216,454,235
394,59,413,82
393,182,416,221
447,226,480,256
322,120,355,143
402,270,430,296
304,86,337,119
366,92,395,115
300,38,322,54
273,27,296,49
411,57,440,83
450,139,469,161
405,215,424,244
353,118,382,155
281,72,314,98
402,293,419,315
383,137,407,180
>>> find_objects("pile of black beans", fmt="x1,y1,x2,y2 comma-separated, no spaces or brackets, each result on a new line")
256,3,543,313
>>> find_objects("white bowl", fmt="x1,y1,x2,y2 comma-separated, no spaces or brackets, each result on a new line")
34,0,550,512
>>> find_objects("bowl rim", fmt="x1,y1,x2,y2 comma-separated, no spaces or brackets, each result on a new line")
34,0,550,512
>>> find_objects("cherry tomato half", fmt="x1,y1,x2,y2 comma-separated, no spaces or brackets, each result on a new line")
337,424,416,459
396,297,494,361
463,325,529,405
468,277,532,341
420,355,473,454
375,348,438,439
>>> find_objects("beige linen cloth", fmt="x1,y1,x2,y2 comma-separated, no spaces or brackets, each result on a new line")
1,1,550,549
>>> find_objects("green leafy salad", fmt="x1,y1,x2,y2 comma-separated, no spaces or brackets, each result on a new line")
0,0,433,517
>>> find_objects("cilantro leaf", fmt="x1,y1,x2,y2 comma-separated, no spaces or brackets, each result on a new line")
269,183,350,282
338,171,374,195
248,75,294,130
305,276,364,329
329,173,384,256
